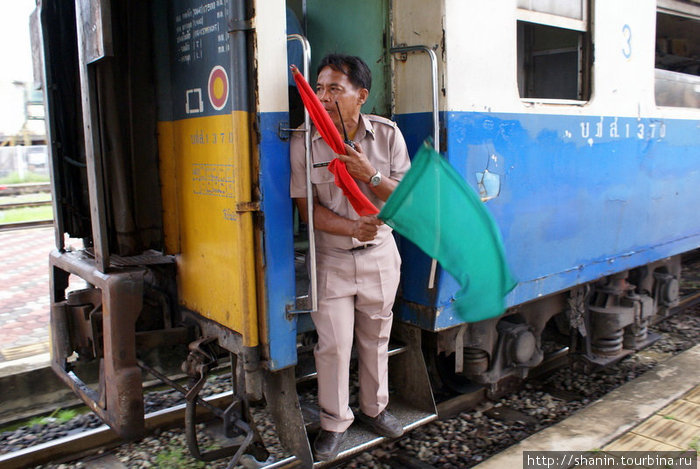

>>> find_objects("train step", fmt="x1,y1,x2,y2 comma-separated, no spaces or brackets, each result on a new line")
288,323,437,467
263,323,436,468
244,398,436,468
315,398,435,466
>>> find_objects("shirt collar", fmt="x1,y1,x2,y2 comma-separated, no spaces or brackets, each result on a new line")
311,113,376,142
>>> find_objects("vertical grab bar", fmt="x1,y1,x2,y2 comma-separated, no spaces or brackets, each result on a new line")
389,45,441,290
287,34,317,313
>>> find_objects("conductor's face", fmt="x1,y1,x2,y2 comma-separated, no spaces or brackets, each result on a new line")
315,65,368,133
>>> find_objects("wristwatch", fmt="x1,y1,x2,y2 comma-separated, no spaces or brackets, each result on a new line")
369,170,382,187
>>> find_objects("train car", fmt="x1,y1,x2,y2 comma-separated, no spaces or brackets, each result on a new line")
32,0,699,466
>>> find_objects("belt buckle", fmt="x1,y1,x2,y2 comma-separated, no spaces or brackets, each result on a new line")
350,244,374,251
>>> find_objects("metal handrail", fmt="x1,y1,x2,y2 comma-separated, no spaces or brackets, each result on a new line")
390,45,439,151
390,45,441,289
287,34,317,313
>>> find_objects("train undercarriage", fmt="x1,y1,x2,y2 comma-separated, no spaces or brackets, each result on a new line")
427,256,681,398
48,249,682,467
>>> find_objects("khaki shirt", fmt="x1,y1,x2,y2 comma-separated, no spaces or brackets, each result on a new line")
290,114,411,250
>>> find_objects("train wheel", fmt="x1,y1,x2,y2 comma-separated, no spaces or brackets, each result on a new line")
424,345,483,395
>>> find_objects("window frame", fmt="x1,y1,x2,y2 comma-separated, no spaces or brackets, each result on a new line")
654,4,700,109
516,2,592,105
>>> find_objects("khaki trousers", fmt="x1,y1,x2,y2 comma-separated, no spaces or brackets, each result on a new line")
311,237,401,432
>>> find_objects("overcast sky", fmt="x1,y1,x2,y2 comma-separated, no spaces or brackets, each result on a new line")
0,0,36,84
0,1,41,136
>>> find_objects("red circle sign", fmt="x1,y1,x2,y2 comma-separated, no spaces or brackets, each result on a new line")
208,65,229,111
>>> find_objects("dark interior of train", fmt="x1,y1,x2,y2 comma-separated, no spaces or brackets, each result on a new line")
656,12,700,75
516,20,591,101
286,0,392,329
655,12,700,108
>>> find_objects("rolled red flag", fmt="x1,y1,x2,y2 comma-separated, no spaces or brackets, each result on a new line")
290,65,379,216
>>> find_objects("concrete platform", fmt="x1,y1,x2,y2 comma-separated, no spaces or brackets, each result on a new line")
0,226,54,364
473,344,700,469
0,226,84,373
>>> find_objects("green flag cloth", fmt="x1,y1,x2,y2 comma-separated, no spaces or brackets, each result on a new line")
379,143,517,322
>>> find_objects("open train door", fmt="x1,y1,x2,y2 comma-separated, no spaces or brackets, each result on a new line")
252,1,437,465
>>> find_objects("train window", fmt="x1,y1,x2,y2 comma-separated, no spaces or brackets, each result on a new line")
655,9,700,108
516,2,590,102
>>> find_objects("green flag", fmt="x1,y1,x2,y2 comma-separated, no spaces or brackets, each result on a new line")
379,143,517,322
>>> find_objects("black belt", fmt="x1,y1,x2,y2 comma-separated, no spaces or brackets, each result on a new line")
350,244,375,251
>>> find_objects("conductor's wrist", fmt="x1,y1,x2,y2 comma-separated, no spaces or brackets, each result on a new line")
365,167,377,183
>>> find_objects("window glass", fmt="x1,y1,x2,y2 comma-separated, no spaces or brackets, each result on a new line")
655,12,700,108
517,21,589,101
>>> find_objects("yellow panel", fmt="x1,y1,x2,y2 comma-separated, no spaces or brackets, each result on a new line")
158,112,258,347
157,121,180,254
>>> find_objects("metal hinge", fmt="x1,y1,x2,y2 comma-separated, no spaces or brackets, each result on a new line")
278,122,309,141
229,19,253,33
236,201,260,213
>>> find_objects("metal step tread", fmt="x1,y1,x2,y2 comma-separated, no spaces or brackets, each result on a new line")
258,400,436,468
315,399,437,466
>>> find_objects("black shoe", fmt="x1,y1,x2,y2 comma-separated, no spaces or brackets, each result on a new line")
357,409,404,438
313,429,346,461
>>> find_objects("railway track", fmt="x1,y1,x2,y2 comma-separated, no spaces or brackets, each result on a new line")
0,183,53,231
0,201,52,210
0,339,658,469
0,347,571,469
1,273,698,468
0,220,53,232
0,392,234,469
0,183,51,197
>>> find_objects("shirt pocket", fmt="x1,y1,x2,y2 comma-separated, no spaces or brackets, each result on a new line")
310,165,336,204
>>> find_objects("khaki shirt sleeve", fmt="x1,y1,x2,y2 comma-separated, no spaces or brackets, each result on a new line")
289,133,312,199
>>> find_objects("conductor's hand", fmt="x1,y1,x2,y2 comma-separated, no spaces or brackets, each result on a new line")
351,216,383,242
338,142,375,184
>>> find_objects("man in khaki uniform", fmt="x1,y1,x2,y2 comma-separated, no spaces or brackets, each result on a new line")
290,54,411,461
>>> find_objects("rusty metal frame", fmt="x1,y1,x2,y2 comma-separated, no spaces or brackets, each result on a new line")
179,309,264,401
49,249,146,439
75,0,113,272
263,366,313,467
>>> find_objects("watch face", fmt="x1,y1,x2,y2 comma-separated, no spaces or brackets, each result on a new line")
371,173,381,186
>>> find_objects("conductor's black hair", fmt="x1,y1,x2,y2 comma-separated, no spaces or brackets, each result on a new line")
317,54,372,92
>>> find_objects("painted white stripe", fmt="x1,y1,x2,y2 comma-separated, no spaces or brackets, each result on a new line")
391,0,446,116
443,0,521,113
254,0,289,113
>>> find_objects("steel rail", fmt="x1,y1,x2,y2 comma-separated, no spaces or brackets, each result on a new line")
0,391,234,469
669,290,700,315
0,219,53,232
0,183,51,197
0,200,52,210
